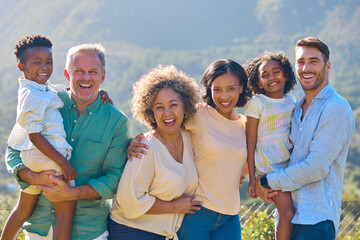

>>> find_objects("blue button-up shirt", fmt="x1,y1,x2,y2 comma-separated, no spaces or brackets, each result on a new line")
267,84,355,231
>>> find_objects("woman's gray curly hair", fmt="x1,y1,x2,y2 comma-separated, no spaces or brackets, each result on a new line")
132,65,200,129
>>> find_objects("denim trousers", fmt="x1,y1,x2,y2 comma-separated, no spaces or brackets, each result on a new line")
177,206,241,240
291,220,335,240
107,217,165,240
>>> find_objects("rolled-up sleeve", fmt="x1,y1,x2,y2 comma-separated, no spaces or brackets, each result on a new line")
5,146,30,190
87,117,130,199
17,92,49,134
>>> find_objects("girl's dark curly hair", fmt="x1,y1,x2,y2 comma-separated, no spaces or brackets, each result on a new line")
245,51,296,95
14,34,52,62
200,59,252,108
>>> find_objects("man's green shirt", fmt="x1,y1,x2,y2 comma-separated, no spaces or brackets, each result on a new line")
6,91,130,240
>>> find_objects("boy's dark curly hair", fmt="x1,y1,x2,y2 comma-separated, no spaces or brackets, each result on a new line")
14,34,52,62
200,59,252,108
245,51,296,95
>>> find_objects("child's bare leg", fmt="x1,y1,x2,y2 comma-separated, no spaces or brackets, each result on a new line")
273,191,294,240
1,191,38,240
52,200,75,240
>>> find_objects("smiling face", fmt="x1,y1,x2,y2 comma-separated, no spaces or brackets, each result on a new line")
152,88,185,137
295,46,330,96
257,60,287,99
64,53,105,108
211,73,243,120
18,47,53,85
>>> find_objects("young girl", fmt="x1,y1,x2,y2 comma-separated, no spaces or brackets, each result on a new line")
128,59,252,240
245,51,297,240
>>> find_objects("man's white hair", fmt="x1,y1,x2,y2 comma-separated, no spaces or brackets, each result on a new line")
65,43,106,71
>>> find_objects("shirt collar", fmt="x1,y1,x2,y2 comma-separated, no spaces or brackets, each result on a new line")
66,92,102,114
313,83,333,100
296,83,334,108
85,93,102,114
18,77,49,92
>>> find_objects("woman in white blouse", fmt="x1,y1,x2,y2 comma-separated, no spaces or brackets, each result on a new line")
108,65,202,240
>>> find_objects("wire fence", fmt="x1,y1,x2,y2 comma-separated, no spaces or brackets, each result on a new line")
0,201,359,239
239,201,360,239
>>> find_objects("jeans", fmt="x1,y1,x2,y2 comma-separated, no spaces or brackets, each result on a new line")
177,206,241,240
107,218,165,240
291,220,335,240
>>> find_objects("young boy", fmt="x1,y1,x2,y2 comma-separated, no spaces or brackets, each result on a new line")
1,35,76,240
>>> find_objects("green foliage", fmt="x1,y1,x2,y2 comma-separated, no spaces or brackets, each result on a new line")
0,192,24,239
340,217,360,239
357,217,360,240
241,211,275,240
342,164,360,200
16,232,25,240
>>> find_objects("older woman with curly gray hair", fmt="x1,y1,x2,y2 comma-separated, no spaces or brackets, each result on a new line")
108,65,202,240
131,64,200,129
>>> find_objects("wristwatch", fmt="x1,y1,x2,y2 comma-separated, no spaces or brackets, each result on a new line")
260,175,271,189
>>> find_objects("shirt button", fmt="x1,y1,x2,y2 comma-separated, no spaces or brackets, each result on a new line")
300,128,302,131
74,120,76,123
51,210,55,213
71,139,74,142
89,112,92,115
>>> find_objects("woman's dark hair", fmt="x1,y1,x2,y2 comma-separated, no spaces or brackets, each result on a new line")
200,59,251,108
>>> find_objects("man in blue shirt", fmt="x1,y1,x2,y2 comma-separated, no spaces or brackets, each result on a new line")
259,37,355,239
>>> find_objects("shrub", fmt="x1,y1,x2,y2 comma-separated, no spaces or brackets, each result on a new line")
241,211,275,240
16,232,25,240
